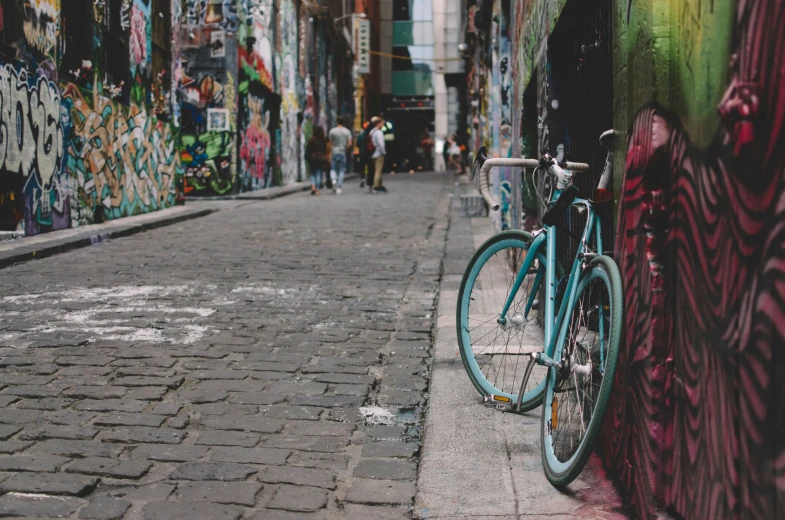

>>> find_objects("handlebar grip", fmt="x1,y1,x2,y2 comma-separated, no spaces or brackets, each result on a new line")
562,161,590,171
479,162,500,212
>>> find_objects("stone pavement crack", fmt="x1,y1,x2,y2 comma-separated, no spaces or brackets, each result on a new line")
0,174,453,520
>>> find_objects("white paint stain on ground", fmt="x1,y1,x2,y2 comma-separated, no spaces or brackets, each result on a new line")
1,285,214,345
359,406,397,425
0,282,326,346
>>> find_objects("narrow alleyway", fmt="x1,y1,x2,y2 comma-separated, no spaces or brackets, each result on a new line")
0,174,452,520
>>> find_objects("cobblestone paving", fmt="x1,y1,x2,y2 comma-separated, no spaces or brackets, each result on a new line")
0,174,452,519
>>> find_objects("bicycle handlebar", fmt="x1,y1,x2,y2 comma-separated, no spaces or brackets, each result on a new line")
477,157,590,212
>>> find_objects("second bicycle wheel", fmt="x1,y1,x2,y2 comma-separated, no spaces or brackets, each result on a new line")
540,255,622,487
457,230,552,412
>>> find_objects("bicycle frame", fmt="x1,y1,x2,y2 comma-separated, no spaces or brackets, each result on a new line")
498,193,604,366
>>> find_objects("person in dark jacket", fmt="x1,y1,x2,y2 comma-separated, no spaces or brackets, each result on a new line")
356,122,372,188
305,127,329,195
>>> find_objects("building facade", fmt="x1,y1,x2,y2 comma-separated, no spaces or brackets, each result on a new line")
0,0,181,236
180,0,346,197
464,0,785,518
0,1,347,234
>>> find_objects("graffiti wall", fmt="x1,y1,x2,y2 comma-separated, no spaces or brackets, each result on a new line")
62,84,178,227
0,65,67,233
600,1,785,519
277,0,301,185
23,0,60,64
236,0,280,191
237,84,277,191
180,1,238,196
0,0,180,235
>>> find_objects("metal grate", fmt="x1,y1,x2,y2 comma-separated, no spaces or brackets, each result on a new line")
460,195,489,218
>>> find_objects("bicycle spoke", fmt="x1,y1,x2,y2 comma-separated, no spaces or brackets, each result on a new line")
459,234,550,405
549,273,611,464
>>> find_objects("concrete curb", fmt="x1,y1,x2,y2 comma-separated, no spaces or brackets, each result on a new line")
0,207,214,270
185,182,310,201
184,175,361,201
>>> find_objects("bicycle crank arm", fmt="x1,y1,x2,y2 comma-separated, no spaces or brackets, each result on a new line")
514,354,539,412
531,351,560,367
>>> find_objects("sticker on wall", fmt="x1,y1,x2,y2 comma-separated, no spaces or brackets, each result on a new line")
204,0,225,25
207,108,230,131
210,29,226,58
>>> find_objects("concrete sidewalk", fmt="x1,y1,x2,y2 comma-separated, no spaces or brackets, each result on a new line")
0,176,325,269
0,205,217,269
415,178,627,519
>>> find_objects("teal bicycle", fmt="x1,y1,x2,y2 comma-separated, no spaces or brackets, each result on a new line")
457,131,622,487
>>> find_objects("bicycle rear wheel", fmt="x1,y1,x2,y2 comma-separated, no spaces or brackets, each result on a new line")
456,230,550,412
540,255,622,487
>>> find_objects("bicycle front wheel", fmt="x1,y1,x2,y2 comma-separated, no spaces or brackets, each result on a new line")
540,255,622,487
456,230,550,412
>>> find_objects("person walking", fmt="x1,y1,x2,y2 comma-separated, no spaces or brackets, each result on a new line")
305,126,329,195
356,122,372,188
420,133,434,171
446,134,462,174
328,116,352,194
369,116,388,193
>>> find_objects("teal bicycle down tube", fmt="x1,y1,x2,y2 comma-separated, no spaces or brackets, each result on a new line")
499,231,547,322
540,206,598,361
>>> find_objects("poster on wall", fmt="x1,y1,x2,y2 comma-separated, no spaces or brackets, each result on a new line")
211,29,226,57
207,108,230,131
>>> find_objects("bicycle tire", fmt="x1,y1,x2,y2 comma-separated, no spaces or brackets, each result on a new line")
456,230,552,412
540,254,622,487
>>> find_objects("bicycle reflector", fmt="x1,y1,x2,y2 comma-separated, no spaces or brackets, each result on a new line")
594,188,612,202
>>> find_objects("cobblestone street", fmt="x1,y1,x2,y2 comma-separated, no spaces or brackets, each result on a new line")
0,174,452,520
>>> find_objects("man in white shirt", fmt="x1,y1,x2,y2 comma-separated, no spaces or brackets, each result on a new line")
328,117,352,194
369,116,387,193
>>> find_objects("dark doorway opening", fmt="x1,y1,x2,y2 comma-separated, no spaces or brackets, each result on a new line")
548,0,614,255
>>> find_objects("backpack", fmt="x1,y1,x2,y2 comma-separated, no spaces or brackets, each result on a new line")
365,130,377,155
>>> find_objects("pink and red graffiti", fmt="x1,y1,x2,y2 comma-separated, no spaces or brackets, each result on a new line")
129,4,147,67
240,125,269,180
239,94,271,181
602,1,785,519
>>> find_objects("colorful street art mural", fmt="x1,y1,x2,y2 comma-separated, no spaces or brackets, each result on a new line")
129,0,151,79
181,0,309,194
22,0,60,63
487,0,785,517
0,0,181,235
0,65,67,234
234,0,278,191
277,0,301,185
0,1,334,225
62,83,178,227
179,3,238,196
237,88,273,191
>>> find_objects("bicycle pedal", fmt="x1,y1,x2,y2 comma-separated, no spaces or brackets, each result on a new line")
482,394,514,412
